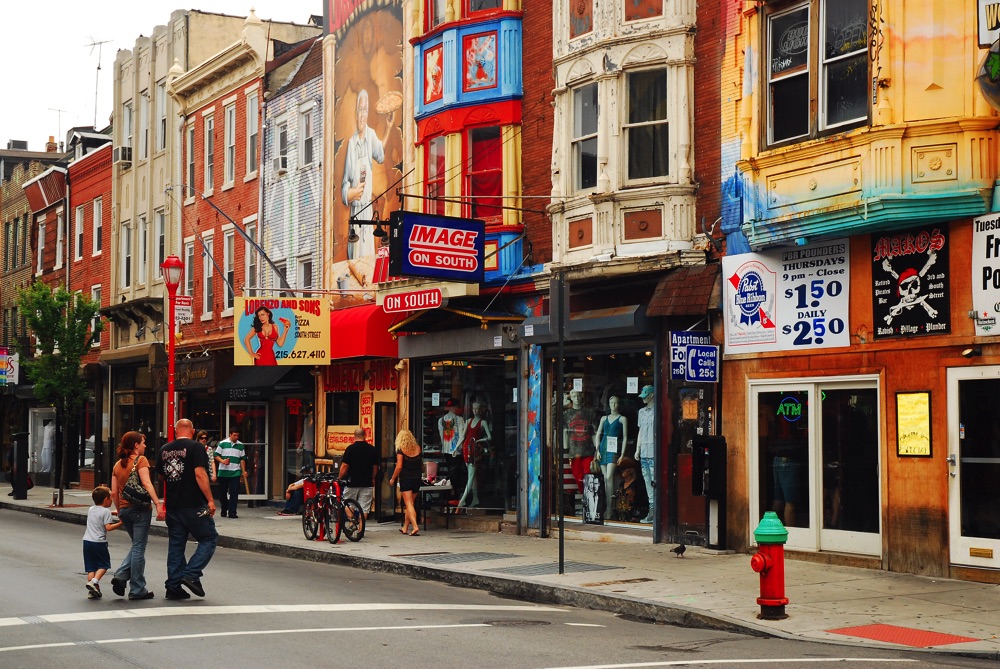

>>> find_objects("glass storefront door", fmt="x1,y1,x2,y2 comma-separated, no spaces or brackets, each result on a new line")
751,378,880,554
947,367,1000,569
226,402,268,500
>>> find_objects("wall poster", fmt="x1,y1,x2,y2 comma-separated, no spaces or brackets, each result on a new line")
872,225,949,339
972,213,1000,335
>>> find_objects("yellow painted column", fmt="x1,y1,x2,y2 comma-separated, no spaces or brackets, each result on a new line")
502,125,522,226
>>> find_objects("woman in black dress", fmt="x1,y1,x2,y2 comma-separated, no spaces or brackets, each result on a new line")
389,429,423,536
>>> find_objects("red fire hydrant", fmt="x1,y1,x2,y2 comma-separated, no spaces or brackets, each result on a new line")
749,511,789,620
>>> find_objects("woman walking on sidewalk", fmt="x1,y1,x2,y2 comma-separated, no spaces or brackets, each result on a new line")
389,429,423,536
110,431,164,600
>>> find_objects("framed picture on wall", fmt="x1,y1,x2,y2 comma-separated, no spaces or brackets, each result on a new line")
896,391,932,457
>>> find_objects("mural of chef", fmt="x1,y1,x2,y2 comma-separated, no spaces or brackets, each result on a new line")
341,88,395,260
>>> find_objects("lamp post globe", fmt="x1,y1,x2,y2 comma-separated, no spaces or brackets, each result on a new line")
160,255,184,441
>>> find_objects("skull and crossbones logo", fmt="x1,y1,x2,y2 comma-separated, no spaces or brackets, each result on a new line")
881,249,938,324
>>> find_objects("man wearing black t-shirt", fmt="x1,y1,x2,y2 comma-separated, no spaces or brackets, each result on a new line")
156,418,217,600
339,427,378,516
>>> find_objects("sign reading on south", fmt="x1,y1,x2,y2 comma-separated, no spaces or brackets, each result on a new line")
685,345,719,383
383,288,444,313
390,211,485,283
234,297,331,366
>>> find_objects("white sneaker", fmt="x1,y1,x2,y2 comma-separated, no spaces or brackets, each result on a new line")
639,515,654,524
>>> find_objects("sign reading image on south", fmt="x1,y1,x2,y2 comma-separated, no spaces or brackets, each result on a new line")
722,238,850,354
685,344,719,383
389,211,485,283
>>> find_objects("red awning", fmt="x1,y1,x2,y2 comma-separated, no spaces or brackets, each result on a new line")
329,304,399,360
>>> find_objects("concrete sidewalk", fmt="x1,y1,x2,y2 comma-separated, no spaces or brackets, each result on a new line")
4,486,999,659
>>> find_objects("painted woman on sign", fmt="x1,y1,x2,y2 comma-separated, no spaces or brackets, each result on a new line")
243,306,290,366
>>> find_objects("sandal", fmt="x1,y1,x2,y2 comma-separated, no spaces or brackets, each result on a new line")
399,528,407,534
408,530,420,536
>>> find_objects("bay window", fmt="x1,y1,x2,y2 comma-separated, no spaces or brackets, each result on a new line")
572,83,598,191
625,68,668,182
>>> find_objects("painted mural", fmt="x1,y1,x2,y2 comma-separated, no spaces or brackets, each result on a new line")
424,44,443,104
463,32,497,92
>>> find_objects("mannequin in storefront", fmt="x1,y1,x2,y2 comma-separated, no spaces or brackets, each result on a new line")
438,399,466,494
300,410,315,469
40,419,55,473
458,401,491,507
630,385,655,524
594,395,628,517
563,389,593,494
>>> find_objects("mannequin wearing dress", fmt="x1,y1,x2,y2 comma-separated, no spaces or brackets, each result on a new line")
594,395,628,517
458,402,491,507
438,400,466,493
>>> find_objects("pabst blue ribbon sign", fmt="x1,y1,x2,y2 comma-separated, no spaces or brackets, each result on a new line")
390,212,485,283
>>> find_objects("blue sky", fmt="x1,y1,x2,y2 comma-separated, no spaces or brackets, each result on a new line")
3,2,321,151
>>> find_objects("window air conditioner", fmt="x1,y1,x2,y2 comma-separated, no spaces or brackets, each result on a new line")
113,146,132,166
273,155,288,175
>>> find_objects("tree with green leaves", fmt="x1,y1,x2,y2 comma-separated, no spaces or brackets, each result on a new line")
14,282,103,506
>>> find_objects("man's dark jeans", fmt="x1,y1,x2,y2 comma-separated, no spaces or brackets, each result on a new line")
282,487,304,514
219,476,241,516
165,507,218,591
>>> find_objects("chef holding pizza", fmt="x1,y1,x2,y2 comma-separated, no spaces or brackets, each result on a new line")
342,87,395,259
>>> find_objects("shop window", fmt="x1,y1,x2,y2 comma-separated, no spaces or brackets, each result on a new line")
766,0,869,146
416,355,518,513
625,68,668,182
546,351,655,525
226,403,268,499
465,126,502,222
285,399,315,484
425,135,446,215
327,392,360,426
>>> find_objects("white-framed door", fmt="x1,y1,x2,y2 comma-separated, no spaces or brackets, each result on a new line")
749,376,881,555
226,402,268,500
947,366,1000,569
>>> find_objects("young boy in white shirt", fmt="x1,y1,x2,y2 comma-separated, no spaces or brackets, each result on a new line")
83,485,122,598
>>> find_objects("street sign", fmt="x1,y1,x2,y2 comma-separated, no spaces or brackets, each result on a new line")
383,288,444,313
175,295,193,324
685,344,719,383
670,331,711,380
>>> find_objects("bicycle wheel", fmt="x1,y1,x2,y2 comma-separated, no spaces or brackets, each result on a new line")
302,499,318,540
343,498,366,542
326,500,343,544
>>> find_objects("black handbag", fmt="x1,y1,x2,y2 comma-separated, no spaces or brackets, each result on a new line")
120,460,151,507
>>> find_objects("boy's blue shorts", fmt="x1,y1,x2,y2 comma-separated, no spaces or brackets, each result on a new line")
83,540,111,572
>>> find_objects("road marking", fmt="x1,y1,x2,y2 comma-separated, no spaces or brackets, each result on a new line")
0,603,565,626
564,623,605,627
0,623,491,654
539,660,918,669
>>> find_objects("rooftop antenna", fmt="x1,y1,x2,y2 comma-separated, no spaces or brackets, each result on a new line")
48,108,67,143
85,37,111,129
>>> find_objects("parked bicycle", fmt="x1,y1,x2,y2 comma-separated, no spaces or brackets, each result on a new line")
301,472,365,543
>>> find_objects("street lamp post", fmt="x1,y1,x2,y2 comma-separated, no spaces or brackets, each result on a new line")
160,255,184,442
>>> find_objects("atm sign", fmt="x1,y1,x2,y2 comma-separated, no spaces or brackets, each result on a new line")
384,288,444,314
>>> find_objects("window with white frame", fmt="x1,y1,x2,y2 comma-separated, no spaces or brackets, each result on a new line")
35,219,44,274
572,83,598,191
766,0,868,145
138,91,149,159
273,259,288,295
75,205,84,261
123,102,133,149
93,197,102,254
224,104,236,185
247,91,259,174
204,114,215,193
276,121,288,173
300,107,314,166
54,211,64,270
202,235,214,315
91,285,101,346
298,257,313,290
184,241,195,296
223,229,235,311
121,222,131,289
245,220,258,294
155,210,165,269
137,215,147,285
625,68,668,181
186,124,195,196
156,81,167,152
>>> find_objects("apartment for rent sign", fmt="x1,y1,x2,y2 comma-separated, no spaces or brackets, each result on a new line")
390,212,485,283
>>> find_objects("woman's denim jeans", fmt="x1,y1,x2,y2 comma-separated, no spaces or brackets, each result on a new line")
115,505,152,596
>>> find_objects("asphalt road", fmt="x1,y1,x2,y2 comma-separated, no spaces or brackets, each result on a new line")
0,511,993,669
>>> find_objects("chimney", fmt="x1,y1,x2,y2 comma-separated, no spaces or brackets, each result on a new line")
46,136,58,152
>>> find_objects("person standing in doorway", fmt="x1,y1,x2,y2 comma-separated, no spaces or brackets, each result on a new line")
156,418,217,600
339,427,378,517
214,429,247,519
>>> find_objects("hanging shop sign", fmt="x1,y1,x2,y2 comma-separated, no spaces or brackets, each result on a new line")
383,288,444,313
234,296,331,366
979,0,1000,47
871,225,950,339
972,213,1000,335
722,239,850,354
669,331,711,380
389,211,485,283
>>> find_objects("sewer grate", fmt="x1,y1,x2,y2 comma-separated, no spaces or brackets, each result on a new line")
484,561,622,576
402,552,520,564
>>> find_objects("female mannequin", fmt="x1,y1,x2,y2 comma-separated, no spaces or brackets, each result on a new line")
564,390,592,493
438,399,466,491
458,401,491,507
594,395,628,517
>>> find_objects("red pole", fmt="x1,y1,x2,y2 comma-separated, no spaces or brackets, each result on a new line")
166,283,177,442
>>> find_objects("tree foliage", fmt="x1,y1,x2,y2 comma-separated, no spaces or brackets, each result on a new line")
14,282,103,502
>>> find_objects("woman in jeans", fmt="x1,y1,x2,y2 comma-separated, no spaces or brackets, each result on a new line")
110,431,163,599
389,429,423,536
